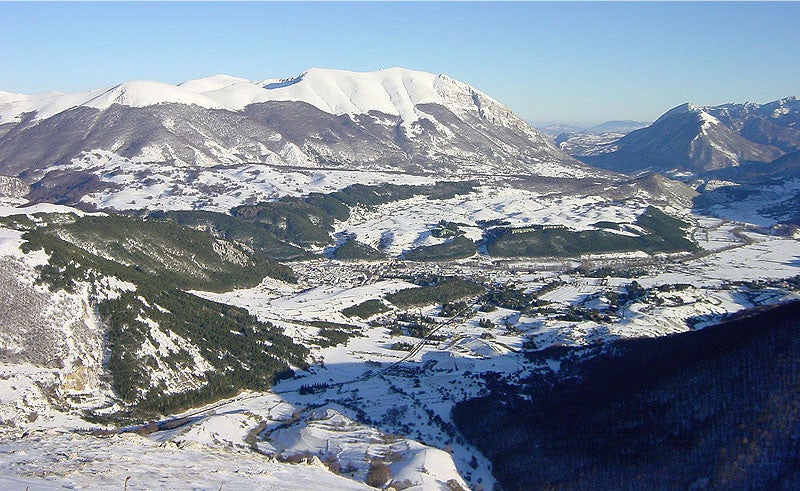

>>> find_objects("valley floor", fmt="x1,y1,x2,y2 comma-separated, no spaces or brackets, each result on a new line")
1,176,800,490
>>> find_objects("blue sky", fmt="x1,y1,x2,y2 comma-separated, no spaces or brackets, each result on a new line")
1,1,798,125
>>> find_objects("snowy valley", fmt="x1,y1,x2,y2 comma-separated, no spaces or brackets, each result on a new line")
0,68,799,490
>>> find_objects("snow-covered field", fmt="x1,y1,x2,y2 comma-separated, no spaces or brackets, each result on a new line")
185,219,799,489
1,172,799,490
0,68,515,127
45,146,613,219
0,430,373,491
51,149,440,212
338,186,652,256
704,179,800,226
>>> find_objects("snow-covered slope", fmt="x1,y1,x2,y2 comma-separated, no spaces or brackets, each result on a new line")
0,175,27,205
0,431,373,491
0,218,128,432
0,68,595,207
0,80,228,122
183,68,444,123
0,88,108,123
84,80,226,112
1,68,530,127
706,96,800,153
585,98,798,176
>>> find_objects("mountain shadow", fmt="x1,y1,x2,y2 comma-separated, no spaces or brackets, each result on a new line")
453,301,800,490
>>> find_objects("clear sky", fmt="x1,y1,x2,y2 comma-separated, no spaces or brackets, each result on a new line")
1,1,798,126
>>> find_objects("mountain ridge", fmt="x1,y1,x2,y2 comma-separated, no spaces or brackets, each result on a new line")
0,67,512,125
582,96,799,176
0,67,598,209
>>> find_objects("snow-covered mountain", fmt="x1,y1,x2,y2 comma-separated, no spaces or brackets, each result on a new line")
705,96,800,153
5,66,800,491
0,68,537,126
583,102,790,175
0,68,591,207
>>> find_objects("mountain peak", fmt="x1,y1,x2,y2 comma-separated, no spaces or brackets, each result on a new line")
584,97,792,175
653,103,723,132
83,80,225,111
0,90,28,104
0,68,481,123
653,102,701,123
254,67,441,121
179,74,254,93
0,67,578,182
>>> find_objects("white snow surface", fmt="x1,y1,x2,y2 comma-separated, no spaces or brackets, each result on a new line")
1,67,507,125
258,405,469,491
182,67,443,123
0,202,105,218
54,150,439,212
698,110,721,134
338,186,650,257
2,164,800,490
0,431,371,491
0,88,108,123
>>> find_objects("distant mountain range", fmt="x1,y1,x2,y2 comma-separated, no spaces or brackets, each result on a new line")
537,120,651,159
537,120,649,137
0,68,602,208
2,68,797,214
588,120,651,134
2,67,799,491
581,97,800,177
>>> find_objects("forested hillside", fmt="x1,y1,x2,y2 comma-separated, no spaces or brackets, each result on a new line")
453,301,800,490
